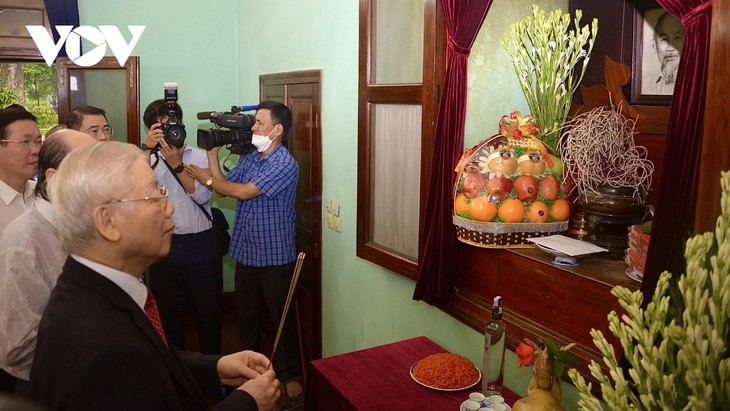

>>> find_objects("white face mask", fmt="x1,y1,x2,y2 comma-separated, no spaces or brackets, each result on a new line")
251,127,276,152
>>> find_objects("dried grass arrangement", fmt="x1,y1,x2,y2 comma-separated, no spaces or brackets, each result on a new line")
558,106,653,199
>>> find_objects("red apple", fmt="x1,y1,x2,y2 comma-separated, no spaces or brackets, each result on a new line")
486,176,513,195
538,175,560,201
514,175,538,202
462,170,487,198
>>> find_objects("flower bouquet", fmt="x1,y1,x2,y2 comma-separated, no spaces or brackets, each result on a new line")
568,171,730,409
502,5,598,152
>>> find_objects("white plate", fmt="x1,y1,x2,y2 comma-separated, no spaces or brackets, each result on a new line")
536,244,579,266
625,267,643,282
410,361,481,392
460,399,512,411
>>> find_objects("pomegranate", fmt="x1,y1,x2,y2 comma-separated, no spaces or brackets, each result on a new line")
462,170,487,198
513,175,538,202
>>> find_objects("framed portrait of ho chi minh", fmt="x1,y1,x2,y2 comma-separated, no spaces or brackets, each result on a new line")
630,1,683,105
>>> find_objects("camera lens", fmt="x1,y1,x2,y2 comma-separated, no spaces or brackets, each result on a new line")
164,123,186,148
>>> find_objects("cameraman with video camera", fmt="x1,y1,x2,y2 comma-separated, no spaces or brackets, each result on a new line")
141,87,223,355
186,101,303,402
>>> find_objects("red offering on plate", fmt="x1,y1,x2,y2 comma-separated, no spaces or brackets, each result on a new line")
411,352,481,391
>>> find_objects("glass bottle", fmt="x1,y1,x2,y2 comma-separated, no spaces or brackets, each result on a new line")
482,296,506,395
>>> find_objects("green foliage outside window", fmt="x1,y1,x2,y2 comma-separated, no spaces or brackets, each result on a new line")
0,87,19,107
1,63,58,135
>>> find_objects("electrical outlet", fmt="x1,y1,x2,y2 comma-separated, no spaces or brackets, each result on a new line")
333,215,342,232
325,198,334,229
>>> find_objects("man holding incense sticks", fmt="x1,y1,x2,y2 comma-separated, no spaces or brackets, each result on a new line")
186,101,303,402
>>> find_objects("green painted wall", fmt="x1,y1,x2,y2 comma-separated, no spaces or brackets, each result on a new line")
77,0,585,408
78,0,241,288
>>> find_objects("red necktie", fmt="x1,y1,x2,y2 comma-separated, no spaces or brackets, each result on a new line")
144,289,168,348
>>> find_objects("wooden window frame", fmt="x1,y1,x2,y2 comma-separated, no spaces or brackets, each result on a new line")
356,0,444,280
0,0,50,61
56,56,141,146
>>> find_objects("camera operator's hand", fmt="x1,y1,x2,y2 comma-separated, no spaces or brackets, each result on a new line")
144,122,165,150
185,164,212,186
158,138,185,169
206,145,221,155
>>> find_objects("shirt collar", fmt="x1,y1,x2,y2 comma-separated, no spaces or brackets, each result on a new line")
70,254,148,310
34,197,58,230
0,178,34,206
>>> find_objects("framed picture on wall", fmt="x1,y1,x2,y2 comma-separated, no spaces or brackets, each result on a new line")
630,1,684,105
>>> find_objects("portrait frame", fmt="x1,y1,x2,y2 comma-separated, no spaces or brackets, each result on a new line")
630,1,681,105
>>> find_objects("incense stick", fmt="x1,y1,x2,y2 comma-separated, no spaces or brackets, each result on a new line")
268,252,305,369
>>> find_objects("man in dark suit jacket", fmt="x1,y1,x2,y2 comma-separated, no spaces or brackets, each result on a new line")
29,141,280,411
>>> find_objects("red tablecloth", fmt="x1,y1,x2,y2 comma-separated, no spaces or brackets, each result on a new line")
304,336,519,410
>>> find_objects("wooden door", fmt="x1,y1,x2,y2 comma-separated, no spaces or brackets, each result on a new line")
260,71,323,375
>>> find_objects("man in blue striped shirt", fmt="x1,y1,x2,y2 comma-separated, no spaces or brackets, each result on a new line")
186,101,302,400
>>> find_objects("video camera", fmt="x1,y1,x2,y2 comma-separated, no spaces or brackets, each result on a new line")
162,82,186,147
197,106,256,155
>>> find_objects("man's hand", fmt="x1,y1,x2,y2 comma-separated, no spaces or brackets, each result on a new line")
239,370,280,411
143,123,164,150
206,145,221,155
185,164,212,185
217,351,281,410
216,350,272,387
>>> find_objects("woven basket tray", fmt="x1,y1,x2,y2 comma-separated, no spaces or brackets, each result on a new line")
454,215,568,248
452,132,569,248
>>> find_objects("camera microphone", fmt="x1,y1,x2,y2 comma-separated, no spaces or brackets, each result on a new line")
197,111,214,120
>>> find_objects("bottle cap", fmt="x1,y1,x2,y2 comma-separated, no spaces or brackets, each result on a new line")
492,296,503,319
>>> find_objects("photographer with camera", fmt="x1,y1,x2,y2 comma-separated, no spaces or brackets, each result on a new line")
141,90,223,355
186,101,303,402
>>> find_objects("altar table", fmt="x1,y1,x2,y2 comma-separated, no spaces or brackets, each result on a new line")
304,336,519,410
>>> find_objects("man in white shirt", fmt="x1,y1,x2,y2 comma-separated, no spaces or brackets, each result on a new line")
0,105,41,234
141,99,224,355
0,129,96,395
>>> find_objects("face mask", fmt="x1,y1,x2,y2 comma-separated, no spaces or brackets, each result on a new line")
251,128,275,152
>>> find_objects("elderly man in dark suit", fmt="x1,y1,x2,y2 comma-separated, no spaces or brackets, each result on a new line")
29,141,280,411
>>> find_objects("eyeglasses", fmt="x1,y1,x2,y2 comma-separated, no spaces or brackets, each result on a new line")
86,126,114,138
106,186,168,207
0,139,43,148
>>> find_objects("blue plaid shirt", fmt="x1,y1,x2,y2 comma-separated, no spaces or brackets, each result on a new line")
226,145,298,267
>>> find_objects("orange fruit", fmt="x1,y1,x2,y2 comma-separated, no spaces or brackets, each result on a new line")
527,201,550,223
550,198,571,221
454,193,470,216
468,195,497,222
498,198,526,223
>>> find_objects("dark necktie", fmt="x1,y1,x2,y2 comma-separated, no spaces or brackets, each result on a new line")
144,289,168,348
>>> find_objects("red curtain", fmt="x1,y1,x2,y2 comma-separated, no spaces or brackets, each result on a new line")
641,1,713,301
413,0,492,305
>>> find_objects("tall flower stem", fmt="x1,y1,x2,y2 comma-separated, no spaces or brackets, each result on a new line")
503,5,598,152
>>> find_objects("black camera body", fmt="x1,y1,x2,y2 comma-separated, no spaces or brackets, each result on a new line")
197,106,256,155
162,82,186,148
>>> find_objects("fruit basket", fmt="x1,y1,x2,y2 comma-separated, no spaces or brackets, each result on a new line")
452,114,570,248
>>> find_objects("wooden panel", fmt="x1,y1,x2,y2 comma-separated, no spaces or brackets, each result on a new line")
452,243,636,393
696,0,730,233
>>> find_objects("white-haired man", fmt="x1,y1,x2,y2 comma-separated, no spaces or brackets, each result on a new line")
29,141,280,411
